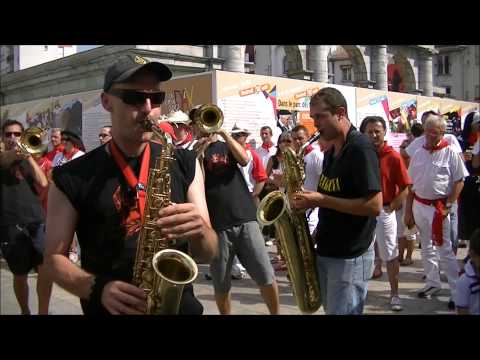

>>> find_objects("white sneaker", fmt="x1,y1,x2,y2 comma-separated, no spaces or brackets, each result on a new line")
390,296,403,311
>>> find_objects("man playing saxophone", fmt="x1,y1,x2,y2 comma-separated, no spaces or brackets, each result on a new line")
290,87,382,315
43,55,218,315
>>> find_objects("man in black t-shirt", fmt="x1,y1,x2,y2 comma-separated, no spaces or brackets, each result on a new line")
291,87,382,315
44,55,218,315
0,119,52,315
192,118,279,315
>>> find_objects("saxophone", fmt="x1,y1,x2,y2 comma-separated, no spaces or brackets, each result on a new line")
132,117,198,315
256,135,322,314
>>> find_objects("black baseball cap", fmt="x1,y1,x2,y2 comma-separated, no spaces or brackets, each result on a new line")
103,54,172,92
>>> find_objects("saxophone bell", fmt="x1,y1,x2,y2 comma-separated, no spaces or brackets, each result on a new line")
151,249,198,314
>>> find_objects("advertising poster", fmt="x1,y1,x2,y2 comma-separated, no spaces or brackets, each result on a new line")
416,96,440,123
215,71,282,147
386,92,418,149
215,70,356,147
1,89,107,152
356,88,408,150
438,99,462,136
456,100,479,128
356,88,390,125
160,72,213,114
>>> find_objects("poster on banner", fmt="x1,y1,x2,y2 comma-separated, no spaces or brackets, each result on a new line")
416,96,441,123
214,71,356,147
0,89,108,152
215,71,280,147
160,72,213,114
387,92,418,133
439,98,464,137
356,88,390,126
456,101,479,128
356,88,408,150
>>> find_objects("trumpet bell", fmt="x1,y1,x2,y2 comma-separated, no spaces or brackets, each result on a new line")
192,104,223,133
18,127,48,155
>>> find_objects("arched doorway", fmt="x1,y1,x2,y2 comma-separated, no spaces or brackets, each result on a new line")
327,45,368,86
387,52,416,93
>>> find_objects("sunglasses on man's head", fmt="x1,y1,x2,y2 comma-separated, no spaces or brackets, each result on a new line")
108,89,166,107
4,131,22,138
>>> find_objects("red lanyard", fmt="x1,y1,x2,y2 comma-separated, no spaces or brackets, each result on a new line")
109,141,150,221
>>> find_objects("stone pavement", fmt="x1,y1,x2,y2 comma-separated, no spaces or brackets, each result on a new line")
0,245,467,315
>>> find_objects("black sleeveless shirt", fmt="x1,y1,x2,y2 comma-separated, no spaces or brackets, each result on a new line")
53,141,202,314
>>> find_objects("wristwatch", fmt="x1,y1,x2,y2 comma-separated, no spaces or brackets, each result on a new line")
445,202,453,211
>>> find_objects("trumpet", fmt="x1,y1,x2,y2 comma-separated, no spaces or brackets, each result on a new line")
17,127,48,155
189,104,223,134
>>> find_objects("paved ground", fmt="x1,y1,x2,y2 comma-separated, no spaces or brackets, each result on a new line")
0,244,467,315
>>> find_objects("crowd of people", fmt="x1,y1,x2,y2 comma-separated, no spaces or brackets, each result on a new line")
1,55,479,315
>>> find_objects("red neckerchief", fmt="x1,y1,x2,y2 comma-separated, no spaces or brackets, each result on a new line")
423,139,449,153
109,141,150,222
63,146,79,161
261,141,274,151
303,144,314,156
174,131,192,147
414,194,447,246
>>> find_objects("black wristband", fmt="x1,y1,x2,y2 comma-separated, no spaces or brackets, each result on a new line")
89,275,114,310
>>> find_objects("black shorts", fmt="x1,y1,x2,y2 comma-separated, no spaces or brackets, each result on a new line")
0,223,45,275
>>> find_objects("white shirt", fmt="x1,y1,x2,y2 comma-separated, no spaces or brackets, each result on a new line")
302,147,323,191
455,260,480,314
408,145,469,200
406,133,462,158
256,143,277,170
52,150,85,167
238,150,255,193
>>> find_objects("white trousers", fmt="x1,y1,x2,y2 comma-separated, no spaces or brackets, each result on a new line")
413,200,459,299
396,202,417,241
375,208,398,262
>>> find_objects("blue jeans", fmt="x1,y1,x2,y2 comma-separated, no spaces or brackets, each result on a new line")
316,242,374,315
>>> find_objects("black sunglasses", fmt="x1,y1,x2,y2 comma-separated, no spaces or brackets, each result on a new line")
4,131,22,137
109,89,166,107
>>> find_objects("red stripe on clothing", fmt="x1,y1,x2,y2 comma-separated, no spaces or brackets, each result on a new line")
414,194,447,246
250,149,268,182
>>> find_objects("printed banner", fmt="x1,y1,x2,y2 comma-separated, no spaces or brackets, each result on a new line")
215,70,356,147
